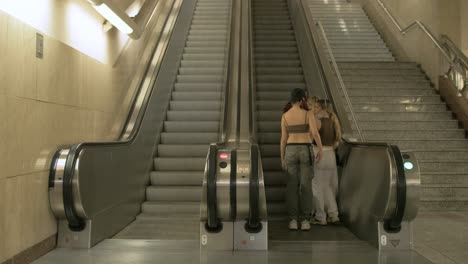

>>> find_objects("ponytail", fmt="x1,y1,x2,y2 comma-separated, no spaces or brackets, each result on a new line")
330,112,342,143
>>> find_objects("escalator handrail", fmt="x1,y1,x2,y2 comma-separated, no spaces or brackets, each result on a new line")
206,144,222,231
316,21,364,142
247,0,258,144
246,144,261,232
218,0,236,144
48,0,183,229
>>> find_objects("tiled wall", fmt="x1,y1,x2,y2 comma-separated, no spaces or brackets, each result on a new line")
0,0,166,260
351,0,465,88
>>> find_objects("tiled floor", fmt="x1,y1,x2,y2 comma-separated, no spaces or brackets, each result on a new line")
413,212,468,264
32,212,468,264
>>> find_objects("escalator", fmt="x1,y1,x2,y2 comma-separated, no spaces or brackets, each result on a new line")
48,0,234,247
115,0,232,240
249,0,421,252
252,0,359,242
42,0,423,261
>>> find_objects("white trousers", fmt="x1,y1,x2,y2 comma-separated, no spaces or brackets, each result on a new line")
312,147,339,221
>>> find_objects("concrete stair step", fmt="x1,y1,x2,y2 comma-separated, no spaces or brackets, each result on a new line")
342,75,428,82
421,173,468,185
330,48,392,54
358,129,465,141
160,132,218,144
348,95,441,104
333,57,395,62
344,81,431,89
150,171,204,186
413,150,468,161
384,140,468,150
338,62,419,69
352,120,459,130
340,68,423,76
344,88,435,96
349,111,453,121
419,198,468,211
421,184,468,199
157,144,209,157
419,161,468,174
347,103,447,112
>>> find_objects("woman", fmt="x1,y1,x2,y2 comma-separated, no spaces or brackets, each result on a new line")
311,99,342,225
281,88,323,231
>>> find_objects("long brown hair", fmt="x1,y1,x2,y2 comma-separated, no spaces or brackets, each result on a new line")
317,99,342,143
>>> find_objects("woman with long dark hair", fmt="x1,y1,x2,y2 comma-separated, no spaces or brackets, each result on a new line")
281,88,323,231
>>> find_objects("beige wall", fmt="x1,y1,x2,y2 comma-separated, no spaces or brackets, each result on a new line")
0,0,169,261
352,0,464,88
462,1,468,55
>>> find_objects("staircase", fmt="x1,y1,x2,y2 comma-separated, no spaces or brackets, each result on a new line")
309,0,468,210
115,0,231,239
253,0,308,218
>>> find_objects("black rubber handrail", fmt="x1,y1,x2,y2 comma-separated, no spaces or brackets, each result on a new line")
384,145,407,232
229,150,237,220
245,144,261,233
206,144,222,232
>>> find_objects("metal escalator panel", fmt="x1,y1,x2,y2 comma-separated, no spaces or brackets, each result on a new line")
117,0,233,240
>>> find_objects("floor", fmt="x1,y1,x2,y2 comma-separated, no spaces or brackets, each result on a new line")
413,212,468,264
32,212,468,264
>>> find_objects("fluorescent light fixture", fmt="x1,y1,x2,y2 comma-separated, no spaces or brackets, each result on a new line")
88,0,141,39
94,3,133,34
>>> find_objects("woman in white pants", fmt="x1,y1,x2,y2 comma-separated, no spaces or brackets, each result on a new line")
311,99,342,225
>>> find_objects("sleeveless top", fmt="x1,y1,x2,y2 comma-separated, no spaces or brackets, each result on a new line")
319,117,336,146
284,111,309,134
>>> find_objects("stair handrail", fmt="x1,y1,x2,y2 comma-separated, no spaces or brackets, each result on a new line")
375,0,467,95
218,0,235,144
316,21,364,142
